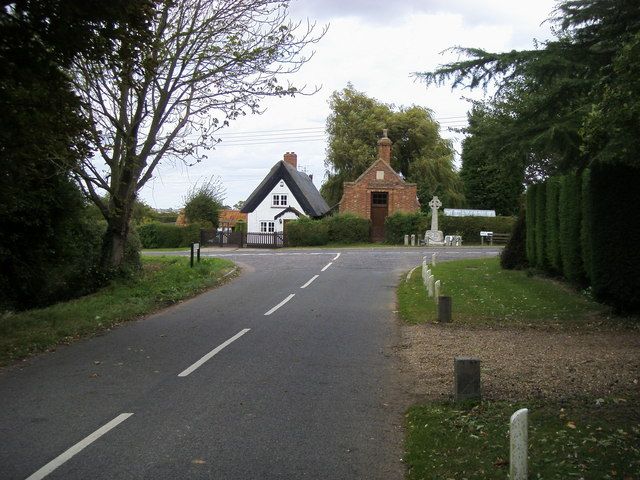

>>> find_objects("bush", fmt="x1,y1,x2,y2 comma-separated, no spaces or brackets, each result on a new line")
138,222,201,248
545,178,562,274
384,211,427,244
285,217,329,246
0,178,105,311
589,163,640,313
558,174,584,285
500,209,528,270
325,213,370,243
439,215,516,244
534,182,547,270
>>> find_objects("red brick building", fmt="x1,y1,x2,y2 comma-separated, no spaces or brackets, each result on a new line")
339,130,420,241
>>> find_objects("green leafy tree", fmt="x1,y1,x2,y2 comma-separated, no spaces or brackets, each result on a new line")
0,0,151,309
415,0,640,174
459,102,524,215
71,0,326,272
322,84,464,208
184,177,226,228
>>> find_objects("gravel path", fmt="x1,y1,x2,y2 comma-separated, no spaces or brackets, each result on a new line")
398,323,640,402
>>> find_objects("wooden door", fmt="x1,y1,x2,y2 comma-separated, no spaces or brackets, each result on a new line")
370,191,388,242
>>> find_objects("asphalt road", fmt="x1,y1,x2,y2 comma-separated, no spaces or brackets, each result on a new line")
0,247,500,479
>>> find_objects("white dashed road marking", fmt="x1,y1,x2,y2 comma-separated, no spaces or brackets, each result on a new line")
178,329,251,377
321,262,333,272
26,413,134,480
300,275,319,289
264,294,295,316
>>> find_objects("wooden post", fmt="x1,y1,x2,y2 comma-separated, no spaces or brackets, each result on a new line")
190,243,195,268
454,357,481,401
438,296,451,323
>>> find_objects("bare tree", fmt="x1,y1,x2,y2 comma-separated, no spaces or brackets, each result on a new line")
72,0,324,270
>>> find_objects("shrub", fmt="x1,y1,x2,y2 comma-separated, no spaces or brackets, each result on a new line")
286,217,329,246
439,215,516,244
325,213,370,243
138,222,201,248
545,178,562,274
500,209,528,270
384,211,427,244
534,182,547,270
589,163,640,313
0,178,105,311
558,174,584,285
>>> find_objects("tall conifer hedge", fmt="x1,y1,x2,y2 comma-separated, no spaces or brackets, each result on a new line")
558,175,584,284
545,178,562,273
525,184,537,266
534,184,547,269
589,163,640,312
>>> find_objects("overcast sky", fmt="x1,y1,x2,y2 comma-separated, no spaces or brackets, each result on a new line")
139,0,556,210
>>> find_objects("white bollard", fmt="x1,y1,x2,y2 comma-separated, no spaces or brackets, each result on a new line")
410,234,416,246
424,269,431,286
434,280,441,304
510,408,529,480
404,234,409,246
432,252,437,266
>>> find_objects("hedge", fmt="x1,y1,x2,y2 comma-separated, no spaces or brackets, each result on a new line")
589,163,640,313
580,169,593,284
439,215,516,244
384,212,426,244
382,211,515,244
525,184,537,266
534,183,547,270
558,174,584,284
325,213,370,243
285,217,329,246
545,178,562,274
138,222,201,248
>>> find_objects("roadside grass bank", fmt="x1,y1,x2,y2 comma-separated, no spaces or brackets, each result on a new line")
398,257,639,478
405,399,640,480
398,257,610,328
0,256,235,367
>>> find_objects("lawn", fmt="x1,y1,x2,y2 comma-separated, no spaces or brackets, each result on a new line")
398,257,607,327
398,257,639,479
0,256,235,366
405,399,640,480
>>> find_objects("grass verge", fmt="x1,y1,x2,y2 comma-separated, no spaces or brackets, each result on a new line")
398,257,607,327
0,256,235,367
405,399,640,479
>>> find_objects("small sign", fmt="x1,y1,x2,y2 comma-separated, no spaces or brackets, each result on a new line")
480,231,493,237
193,243,200,250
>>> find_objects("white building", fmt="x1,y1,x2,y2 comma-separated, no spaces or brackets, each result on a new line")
241,152,330,233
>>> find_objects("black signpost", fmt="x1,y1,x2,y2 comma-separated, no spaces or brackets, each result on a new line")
190,242,201,267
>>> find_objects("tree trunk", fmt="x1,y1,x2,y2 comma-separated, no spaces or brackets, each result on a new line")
100,213,130,272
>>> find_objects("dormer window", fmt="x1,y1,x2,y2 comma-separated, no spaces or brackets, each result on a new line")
272,194,288,207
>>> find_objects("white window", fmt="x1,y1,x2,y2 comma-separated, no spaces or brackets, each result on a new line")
272,194,287,207
260,221,275,233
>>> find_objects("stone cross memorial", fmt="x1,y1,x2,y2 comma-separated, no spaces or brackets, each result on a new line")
425,196,445,244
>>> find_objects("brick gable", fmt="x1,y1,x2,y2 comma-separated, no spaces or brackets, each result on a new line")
339,158,420,219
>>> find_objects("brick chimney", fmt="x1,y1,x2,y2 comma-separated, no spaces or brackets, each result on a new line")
377,129,392,164
283,152,297,169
